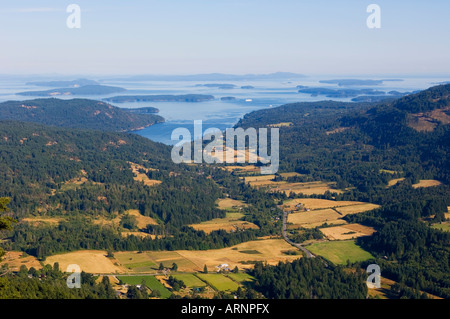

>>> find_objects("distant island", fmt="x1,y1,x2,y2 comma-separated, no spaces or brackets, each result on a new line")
319,79,384,86
106,72,307,82
220,96,236,101
16,85,127,97
104,94,215,103
0,98,164,132
298,87,386,98
123,106,160,114
195,83,236,89
25,78,99,87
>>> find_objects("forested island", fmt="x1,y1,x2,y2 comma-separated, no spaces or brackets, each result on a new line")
16,85,127,96
104,94,215,103
25,78,99,87
0,98,164,131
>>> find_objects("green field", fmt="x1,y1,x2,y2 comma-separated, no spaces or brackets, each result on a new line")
173,274,207,288
227,272,255,283
117,275,172,298
431,222,450,232
307,240,374,264
196,273,240,292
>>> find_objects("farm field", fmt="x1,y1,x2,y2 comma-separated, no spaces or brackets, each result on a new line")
334,204,380,215
243,175,343,196
39,239,301,276
412,179,442,188
306,240,374,264
196,273,240,292
173,274,207,288
116,275,172,298
189,212,259,234
45,250,125,274
319,223,376,240
431,222,450,232
0,251,42,272
176,239,301,271
286,199,380,228
387,178,406,187
283,198,370,211
226,272,255,283
216,198,248,209
287,208,342,227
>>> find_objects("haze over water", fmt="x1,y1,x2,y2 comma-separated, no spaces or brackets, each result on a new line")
0,75,448,145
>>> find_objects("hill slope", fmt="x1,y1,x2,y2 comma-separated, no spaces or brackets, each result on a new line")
0,98,164,132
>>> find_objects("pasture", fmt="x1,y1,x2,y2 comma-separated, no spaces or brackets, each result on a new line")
189,212,259,234
196,273,240,292
307,240,374,264
116,275,172,298
319,223,376,240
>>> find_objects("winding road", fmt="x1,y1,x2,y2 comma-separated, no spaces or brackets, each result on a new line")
282,210,315,258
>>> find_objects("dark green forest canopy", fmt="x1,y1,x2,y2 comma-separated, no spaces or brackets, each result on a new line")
0,98,164,131
235,84,450,188
0,120,281,258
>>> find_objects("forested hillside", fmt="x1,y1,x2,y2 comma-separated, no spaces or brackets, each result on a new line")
0,98,164,132
0,120,281,259
235,84,450,298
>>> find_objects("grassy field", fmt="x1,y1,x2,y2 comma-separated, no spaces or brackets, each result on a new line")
283,198,369,211
307,240,374,264
173,274,207,288
45,250,124,273
387,177,406,187
116,275,172,298
412,179,442,188
42,238,301,275
431,222,450,232
288,208,342,227
196,273,240,292
216,198,248,209
319,223,376,240
227,272,255,283
177,239,301,271
334,204,380,215
128,162,162,187
0,251,42,272
189,212,259,234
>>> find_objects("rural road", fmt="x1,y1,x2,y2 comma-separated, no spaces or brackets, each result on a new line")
282,210,315,258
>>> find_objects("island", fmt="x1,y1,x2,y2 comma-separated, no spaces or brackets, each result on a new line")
104,94,215,103
16,85,127,96
220,96,237,101
319,79,384,86
0,98,164,132
298,87,386,98
25,78,99,87
122,106,160,114
195,84,236,89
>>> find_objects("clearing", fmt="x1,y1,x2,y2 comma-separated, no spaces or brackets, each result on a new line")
128,162,161,187
307,240,374,264
189,212,259,234
196,273,240,292
45,250,125,274
412,180,442,188
319,223,376,240
0,251,42,272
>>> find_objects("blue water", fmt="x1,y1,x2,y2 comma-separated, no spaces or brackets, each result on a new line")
0,75,448,145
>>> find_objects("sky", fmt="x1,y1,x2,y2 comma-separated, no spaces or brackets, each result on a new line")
0,0,449,76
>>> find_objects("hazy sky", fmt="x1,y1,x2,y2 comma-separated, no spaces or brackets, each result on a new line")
1,0,449,76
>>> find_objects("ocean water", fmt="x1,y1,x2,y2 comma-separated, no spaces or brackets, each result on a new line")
0,75,448,145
